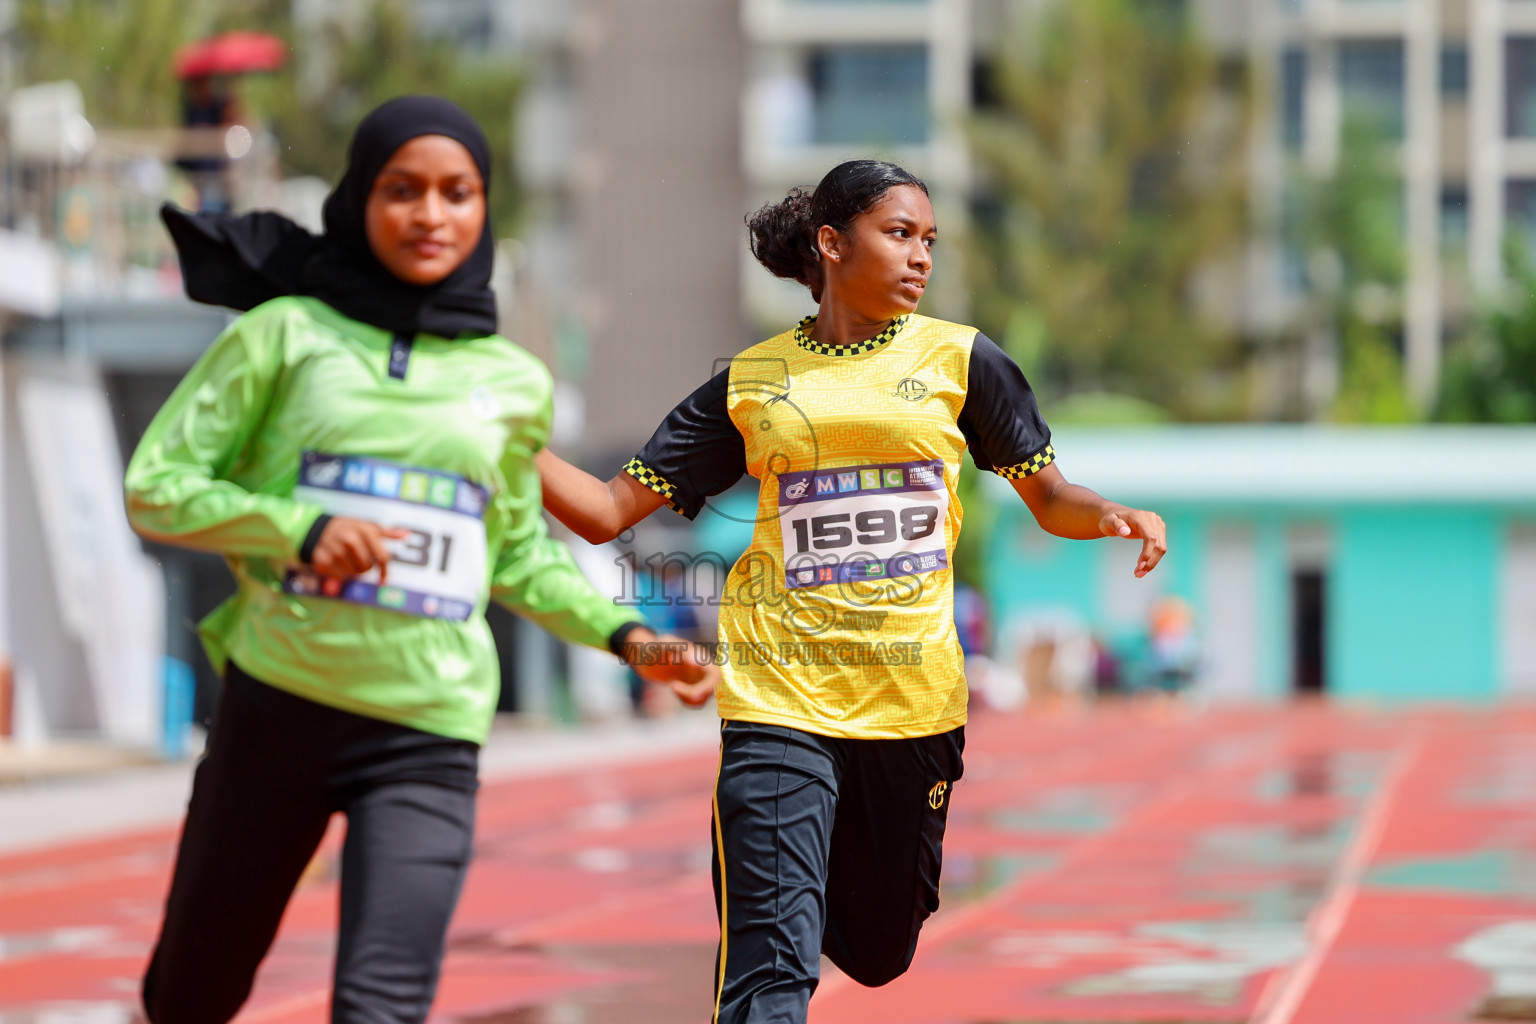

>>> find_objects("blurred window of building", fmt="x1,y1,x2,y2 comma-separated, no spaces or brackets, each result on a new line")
502,0,574,49
1441,43,1469,99
518,76,576,189
808,44,930,145
972,56,999,112
1506,38,1536,138
1339,39,1406,139
755,69,815,150
1282,46,1307,153
414,0,498,51
968,191,1004,245
1279,185,1307,293
1505,180,1536,255
1441,186,1469,253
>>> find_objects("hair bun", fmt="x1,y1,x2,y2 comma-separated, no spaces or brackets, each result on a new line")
746,187,818,291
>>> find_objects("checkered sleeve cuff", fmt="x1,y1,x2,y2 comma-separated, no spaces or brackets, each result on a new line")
995,445,1056,480
623,457,687,516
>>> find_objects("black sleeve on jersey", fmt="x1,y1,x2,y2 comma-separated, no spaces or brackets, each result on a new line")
957,331,1057,480
626,368,747,520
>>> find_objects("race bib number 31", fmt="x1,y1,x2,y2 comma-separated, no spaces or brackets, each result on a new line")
778,459,949,590
284,452,489,621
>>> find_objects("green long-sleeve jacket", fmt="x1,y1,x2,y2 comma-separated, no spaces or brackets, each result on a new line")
125,296,635,743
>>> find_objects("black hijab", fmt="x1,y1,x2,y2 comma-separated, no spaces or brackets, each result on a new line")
161,95,498,338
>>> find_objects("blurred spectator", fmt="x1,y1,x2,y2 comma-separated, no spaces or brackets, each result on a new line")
567,541,635,722
630,559,705,718
1090,634,1124,697
176,76,237,212
1146,595,1201,697
954,582,990,657
985,609,1094,714
955,582,998,712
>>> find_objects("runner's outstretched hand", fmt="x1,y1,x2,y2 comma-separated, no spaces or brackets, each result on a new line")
312,517,410,582
621,628,719,707
1099,507,1168,579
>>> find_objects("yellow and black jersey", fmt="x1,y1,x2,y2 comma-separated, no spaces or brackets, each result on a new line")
626,314,1054,739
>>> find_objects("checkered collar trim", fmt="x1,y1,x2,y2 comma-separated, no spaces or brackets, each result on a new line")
793,314,909,357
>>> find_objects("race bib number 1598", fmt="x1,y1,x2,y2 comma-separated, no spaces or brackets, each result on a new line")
777,459,949,590
284,452,489,621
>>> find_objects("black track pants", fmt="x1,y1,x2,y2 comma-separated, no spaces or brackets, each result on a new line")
142,663,479,1024
709,720,964,1024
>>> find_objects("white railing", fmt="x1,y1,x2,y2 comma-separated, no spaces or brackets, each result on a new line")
0,125,285,307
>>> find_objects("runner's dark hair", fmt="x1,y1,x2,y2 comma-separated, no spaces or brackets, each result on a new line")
746,159,928,303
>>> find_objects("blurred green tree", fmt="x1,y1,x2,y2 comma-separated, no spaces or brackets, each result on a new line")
968,0,1254,420
1436,238,1536,423
12,0,521,232
12,0,217,126
1293,120,1414,423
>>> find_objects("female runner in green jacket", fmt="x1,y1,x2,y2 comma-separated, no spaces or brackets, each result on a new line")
126,96,712,1024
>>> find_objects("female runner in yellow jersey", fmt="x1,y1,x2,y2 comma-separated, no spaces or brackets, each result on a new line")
536,159,1167,1024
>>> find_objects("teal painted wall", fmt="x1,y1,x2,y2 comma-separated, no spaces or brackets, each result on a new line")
985,506,1207,624
1330,509,1499,700
1157,508,1206,607
979,497,1506,702
982,504,1196,673
984,513,1099,624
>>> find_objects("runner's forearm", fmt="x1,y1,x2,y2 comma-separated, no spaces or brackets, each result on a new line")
1037,484,1125,539
536,449,663,544
126,467,325,559
1011,470,1126,540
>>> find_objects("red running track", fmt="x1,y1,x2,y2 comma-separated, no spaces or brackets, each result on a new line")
2,703,1533,1023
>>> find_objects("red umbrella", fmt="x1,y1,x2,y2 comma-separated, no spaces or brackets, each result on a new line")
175,31,287,80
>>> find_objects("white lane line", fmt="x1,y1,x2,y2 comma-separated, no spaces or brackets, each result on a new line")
1250,736,1422,1024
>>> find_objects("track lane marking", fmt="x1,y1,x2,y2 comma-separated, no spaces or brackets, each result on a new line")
1250,735,1422,1024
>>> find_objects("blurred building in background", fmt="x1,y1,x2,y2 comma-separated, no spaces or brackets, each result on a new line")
984,426,1536,704
409,0,748,465
477,0,975,460
0,74,278,750
740,0,973,327
1228,0,1526,413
